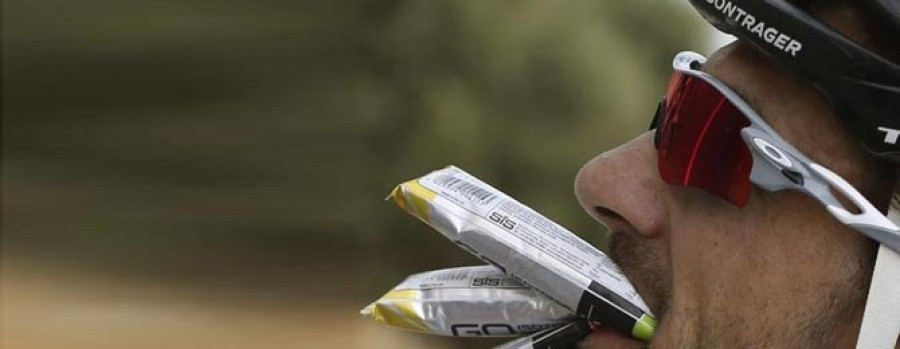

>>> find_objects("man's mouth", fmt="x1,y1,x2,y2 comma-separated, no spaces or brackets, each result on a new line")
581,325,647,348
606,229,669,321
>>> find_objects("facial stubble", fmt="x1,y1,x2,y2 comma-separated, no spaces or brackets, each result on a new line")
608,227,875,348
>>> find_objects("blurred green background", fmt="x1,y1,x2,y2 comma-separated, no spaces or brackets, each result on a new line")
2,1,722,348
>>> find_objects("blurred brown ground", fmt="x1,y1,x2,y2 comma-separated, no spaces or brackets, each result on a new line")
1,1,710,348
3,262,466,348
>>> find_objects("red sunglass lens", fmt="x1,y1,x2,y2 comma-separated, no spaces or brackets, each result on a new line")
656,72,753,206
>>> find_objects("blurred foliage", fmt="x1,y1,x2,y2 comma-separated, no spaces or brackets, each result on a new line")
3,0,708,347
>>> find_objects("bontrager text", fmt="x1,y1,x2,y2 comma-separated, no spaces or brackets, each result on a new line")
705,0,803,56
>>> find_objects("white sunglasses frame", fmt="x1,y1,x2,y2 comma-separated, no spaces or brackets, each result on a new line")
668,51,900,254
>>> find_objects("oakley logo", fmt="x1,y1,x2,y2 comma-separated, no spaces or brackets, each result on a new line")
752,138,793,168
705,0,803,56
877,126,900,144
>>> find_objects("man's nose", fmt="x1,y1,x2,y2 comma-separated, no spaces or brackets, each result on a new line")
574,131,668,238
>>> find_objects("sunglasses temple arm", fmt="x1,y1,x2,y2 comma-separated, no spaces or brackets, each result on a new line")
808,163,900,254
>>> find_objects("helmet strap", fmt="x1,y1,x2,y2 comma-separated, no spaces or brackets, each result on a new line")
856,210,900,348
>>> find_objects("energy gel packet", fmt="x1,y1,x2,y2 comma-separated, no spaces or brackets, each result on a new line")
494,320,592,349
390,166,657,342
361,265,573,337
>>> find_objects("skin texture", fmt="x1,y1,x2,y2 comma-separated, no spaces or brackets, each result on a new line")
573,41,896,348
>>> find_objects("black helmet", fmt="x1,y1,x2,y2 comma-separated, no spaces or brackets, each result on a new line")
688,0,900,162
867,0,900,31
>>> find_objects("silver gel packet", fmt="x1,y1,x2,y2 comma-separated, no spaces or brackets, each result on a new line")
390,166,657,341
361,265,573,336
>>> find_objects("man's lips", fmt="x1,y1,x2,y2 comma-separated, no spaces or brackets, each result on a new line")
588,209,664,346
580,326,646,348
605,226,668,332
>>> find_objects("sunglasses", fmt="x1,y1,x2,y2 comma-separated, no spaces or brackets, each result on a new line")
650,51,900,254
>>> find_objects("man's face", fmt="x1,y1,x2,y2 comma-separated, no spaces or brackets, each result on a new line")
574,43,889,348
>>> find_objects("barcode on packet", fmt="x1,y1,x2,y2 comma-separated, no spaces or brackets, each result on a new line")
424,270,469,282
433,174,499,206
